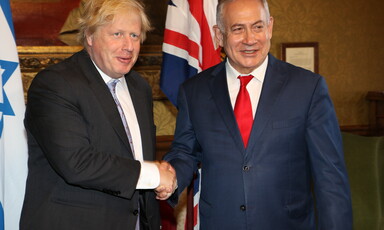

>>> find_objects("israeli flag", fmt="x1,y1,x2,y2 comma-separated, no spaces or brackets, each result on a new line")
0,0,28,229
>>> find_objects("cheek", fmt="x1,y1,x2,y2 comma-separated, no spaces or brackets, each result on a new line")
98,47,112,61
262,30,272,42
134,43,141,54
229,36,244,47
224,38,237,51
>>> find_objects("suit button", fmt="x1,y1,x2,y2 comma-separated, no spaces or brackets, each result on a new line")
240,205,246,211
133,210,139,216
243,166,249,171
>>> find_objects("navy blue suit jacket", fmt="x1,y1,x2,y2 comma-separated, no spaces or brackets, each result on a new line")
164,54,352,229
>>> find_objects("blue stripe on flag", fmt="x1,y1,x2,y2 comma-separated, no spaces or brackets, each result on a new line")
160,53,198,106
193,169,200,195
0,202,3,230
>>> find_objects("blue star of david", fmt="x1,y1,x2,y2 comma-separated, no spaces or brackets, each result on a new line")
0,60,18,137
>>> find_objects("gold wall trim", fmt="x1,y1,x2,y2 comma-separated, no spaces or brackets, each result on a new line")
17,46,83,55
18,45,166,101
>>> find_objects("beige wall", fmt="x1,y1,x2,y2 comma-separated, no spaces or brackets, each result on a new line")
18,0,384,132
268,0,384,126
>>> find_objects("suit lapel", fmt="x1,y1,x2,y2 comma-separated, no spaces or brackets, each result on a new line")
246,55,287,156
77,50,133,157
208,62,245,153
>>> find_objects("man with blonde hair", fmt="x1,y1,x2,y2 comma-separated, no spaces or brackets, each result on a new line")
20,0,176,229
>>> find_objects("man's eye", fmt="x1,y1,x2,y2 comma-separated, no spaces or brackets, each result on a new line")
113,32,122,37
253,25,264,31
130,33,141,41
232,27,243,33
130,33,139,38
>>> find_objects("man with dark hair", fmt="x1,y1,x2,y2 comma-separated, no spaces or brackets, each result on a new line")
160,0,352,229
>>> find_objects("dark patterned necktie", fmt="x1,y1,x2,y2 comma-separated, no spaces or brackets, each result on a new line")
107,79,135,154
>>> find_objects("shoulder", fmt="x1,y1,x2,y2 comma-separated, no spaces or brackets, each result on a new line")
35,50,89,81
29,50,94,96
269,54,321,79
126,70,150,88
125,70,152,96
267,54,324,89
182,61,225,86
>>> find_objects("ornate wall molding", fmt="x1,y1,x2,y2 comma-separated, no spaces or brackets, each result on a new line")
18,45,176,136
17,45,166,101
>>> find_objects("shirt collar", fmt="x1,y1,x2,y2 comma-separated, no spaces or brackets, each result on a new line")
91,60,125,85
225,55,268,83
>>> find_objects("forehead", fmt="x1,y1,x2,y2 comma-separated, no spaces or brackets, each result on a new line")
223,0,266,26
101,9,142,30
112,8,141,24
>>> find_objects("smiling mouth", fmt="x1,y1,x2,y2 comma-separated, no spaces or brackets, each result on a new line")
242,50,257,54
118,57,132,63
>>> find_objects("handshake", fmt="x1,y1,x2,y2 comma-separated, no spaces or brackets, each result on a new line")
155,161,177,200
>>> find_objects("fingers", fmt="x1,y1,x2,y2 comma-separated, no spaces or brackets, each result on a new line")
155,190,173,200
158,161,175,173
158,161,176,193
155,161,177,200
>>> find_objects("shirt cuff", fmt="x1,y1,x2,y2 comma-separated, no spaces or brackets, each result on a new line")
136,161,160,189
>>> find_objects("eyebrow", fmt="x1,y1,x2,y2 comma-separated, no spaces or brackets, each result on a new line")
230,20,265,28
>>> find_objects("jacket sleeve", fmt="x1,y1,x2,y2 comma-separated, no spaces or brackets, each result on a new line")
163,85,200,207
305,77,353,229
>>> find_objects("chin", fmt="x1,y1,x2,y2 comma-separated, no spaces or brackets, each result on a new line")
243,62,260,69
118,66,132,74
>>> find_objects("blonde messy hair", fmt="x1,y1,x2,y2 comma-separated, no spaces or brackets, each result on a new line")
78,0,151,46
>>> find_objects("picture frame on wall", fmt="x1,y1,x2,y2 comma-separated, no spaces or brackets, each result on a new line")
281,42,319,73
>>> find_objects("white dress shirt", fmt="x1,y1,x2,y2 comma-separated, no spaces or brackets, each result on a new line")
93,63,160,189
226,56,268,117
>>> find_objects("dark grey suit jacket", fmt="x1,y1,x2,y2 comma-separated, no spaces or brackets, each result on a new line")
20,50,160,230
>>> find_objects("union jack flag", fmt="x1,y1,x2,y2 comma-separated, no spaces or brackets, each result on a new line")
161,0,221,106
161,1,221,229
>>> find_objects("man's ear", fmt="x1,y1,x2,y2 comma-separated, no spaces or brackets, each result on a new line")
86,30,94,47
213,25,224,47
267,16,274,40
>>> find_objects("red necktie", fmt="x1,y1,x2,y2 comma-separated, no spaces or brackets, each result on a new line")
234,75,254,148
